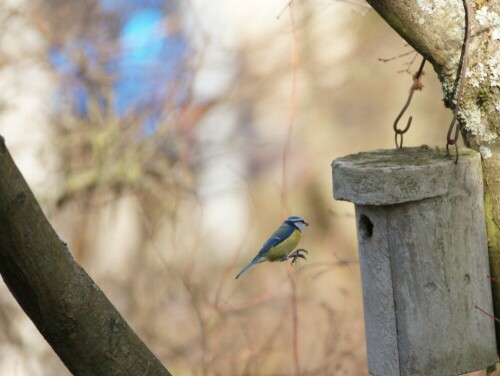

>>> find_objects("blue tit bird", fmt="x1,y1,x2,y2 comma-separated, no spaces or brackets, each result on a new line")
235,216,309,279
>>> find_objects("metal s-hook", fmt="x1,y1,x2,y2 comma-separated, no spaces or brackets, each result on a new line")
393,97,414,148
393,57,426,148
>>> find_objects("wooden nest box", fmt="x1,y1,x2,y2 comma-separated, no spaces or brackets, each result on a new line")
332,146,497,376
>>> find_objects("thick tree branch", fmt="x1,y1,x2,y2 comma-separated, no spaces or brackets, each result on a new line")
0,136,171,375
366,0,466,72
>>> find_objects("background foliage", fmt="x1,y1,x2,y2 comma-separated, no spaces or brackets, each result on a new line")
0,0,459,374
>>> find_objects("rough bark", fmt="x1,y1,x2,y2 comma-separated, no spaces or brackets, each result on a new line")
0,136,171,375
365,0,500,353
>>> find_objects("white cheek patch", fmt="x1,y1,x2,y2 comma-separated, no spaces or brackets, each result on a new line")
295,222,307,231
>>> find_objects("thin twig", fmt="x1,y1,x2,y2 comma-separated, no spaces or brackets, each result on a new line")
475,305,500,323
288,266,301,376
277,1,293,20
488,275,500,284
283,6,301,375
379,50,415,63
397,51,420,74
280,4,299,218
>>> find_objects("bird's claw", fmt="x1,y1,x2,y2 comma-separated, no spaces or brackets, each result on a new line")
289,248,308,266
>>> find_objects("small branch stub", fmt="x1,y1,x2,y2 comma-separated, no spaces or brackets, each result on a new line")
332,146,496,376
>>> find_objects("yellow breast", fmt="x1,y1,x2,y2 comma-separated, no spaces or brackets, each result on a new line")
266,230,301,262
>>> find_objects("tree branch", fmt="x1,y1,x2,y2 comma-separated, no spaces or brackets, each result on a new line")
0,136,171,375
366,0,466,74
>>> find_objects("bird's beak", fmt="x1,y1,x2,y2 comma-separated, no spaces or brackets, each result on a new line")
305,221,309,226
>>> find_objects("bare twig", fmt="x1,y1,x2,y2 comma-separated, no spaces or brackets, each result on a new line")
281,4,299,218
280,5,302,375
277,1,293,20
475,305,500,323
379,49,415,63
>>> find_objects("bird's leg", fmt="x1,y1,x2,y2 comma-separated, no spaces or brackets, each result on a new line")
288,248,308,266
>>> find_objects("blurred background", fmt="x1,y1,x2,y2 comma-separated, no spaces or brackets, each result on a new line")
0,0,456,375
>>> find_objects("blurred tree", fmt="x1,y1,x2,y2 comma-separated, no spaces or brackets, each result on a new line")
0,1,213,373
366,0,500,352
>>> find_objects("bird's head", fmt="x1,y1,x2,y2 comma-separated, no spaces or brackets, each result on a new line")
285,216,309,232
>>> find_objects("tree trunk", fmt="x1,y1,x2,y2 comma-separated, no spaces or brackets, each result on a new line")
0,136,171,375
365,0,500,353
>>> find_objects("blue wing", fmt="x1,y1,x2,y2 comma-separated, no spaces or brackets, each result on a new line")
235,223,294,279
257,224,295,257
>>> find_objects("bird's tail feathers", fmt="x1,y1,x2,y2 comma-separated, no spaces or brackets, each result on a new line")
235,260,256,279
235,255,264,279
